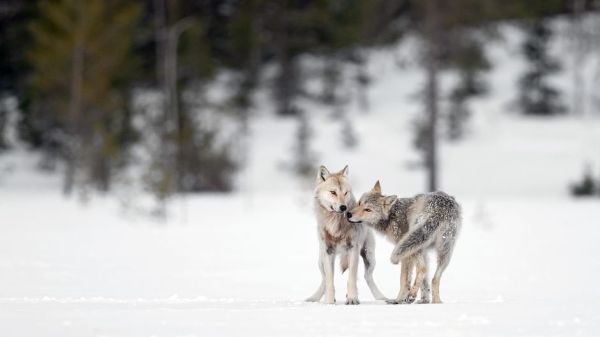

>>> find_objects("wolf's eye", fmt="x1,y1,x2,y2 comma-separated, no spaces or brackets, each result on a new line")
364,208,372,212
330,191,337,196
344,191,348,196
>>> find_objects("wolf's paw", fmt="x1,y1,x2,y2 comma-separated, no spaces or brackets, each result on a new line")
345,297,360,305
402,295,416,304
305,296,320,303
385,299,401,305
390,254,400,265
416,298,431,304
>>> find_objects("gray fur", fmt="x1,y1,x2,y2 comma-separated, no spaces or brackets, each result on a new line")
348,188,461,304
390,192,461,263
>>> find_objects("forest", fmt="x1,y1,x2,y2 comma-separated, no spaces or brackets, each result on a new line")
0,0,598,201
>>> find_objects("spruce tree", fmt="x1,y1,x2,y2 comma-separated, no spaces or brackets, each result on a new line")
146,0,236,197
447,37,490,140
518,19,566,115
27,0,141,193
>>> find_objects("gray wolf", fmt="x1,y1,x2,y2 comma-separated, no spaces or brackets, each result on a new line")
347,181,461,304
306,165,387,304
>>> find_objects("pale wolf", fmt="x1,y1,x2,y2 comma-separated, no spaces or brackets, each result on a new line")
306,165,387,304
347,181,461,304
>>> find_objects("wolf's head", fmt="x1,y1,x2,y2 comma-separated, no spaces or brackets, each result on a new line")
314,165,353,213
347,181,397,225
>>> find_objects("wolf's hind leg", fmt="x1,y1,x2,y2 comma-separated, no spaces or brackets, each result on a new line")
306,258,325,302
405,254,427,304
361,240,388,301
432,236,455,304
417,253,431,304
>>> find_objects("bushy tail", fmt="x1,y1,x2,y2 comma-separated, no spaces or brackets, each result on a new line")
340,254,349,273
393,221,441,261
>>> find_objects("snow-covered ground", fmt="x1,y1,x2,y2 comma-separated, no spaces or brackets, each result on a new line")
1,23,600,337
1,191,599,336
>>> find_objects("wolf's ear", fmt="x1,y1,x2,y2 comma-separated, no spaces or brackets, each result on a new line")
318,165,331,181
372,181,382,194
340,165,349,177
382,194,397,217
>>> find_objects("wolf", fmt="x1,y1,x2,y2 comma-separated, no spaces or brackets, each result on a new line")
306,165,388,305
347,181,461,304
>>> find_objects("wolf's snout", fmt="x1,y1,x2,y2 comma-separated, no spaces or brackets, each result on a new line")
346,212,352,218
339,205,347,212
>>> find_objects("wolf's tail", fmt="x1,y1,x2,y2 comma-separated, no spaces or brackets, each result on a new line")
340,254,349,273
393,220,441,261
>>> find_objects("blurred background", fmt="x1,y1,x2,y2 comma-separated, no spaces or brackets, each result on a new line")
2,1,600,336
1,0,599,207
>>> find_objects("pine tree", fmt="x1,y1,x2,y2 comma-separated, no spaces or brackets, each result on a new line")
518,19,566,115
144,0,235,198
292,110,316,180
570,165,597,197
27,0,141,193
446,37,490,140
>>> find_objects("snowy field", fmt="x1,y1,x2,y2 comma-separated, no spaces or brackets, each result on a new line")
1,191,600,336
2,23,600,336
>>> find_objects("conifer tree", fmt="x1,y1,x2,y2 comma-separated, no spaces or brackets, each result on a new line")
447,38,490,140
27,0,141,193
518,19,566,115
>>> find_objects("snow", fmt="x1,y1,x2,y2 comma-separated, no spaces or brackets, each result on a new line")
2,21,600,337
1,192,599,336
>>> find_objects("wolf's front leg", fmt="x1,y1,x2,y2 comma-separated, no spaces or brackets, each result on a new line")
345,247,360,305
323,251,336,304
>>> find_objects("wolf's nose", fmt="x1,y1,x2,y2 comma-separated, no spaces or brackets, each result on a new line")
340,205,347,212
346,212,352,218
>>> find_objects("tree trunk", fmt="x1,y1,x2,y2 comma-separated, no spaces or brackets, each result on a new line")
164,17,194,191
273,22,299,117
153,0,166,87
571,0,586,117
64,22,84,195
276,49,297,116
0,99,6,150
424,0,440,192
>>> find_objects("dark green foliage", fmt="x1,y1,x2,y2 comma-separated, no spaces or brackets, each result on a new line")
27,0,142,192
570,166,598,197
292,111,316,179
0,98,6,150
174,103,237,193
517,19,566,115
0,1,35,94
0,0,589,198
145,0,234,198
446,36,490,140
1,1,37,149
178,130,236,192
